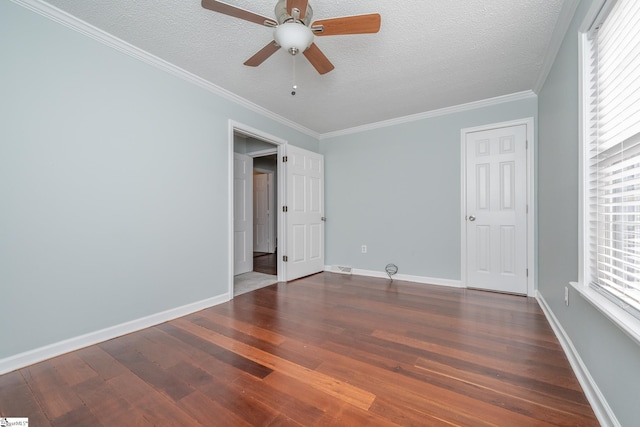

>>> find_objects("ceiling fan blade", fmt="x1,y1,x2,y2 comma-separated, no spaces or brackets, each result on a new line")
311,13,381,36
244,41,281,67
303,43,334,75
202,0,277,27
287,0,309,19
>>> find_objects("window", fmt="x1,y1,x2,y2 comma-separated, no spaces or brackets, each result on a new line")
583,0,640,321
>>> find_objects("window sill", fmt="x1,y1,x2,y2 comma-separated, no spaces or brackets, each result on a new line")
570,281,640,347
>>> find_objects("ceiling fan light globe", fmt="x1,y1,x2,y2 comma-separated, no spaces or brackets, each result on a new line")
274,23,313,55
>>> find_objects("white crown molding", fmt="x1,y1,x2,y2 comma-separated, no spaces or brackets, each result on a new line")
533,0,581,93
324,265,463,288
536,291,619,427
0,292,231,375
319,90,538,140
10,0,319,140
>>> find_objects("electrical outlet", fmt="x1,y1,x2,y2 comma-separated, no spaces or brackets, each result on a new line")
361,245,367,254
564,286,569,306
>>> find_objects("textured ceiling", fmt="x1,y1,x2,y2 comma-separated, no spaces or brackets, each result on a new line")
42,0,566,134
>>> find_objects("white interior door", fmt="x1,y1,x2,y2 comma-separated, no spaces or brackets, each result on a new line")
285,145,324,281
234,152,253,275
253,172,270,253
465,124,527,294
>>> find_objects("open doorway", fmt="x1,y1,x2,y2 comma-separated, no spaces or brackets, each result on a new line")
232,129,281,297
228,121,326,299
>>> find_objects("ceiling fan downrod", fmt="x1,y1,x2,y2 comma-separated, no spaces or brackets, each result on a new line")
274,0,313,25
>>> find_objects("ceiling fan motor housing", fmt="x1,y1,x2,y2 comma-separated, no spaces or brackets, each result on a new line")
274,0,313,25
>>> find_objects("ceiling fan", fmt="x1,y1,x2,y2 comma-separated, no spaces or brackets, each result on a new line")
201,0,381,75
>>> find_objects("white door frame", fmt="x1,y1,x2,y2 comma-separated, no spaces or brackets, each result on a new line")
228,120,287,299
249,149,278,254
460,117,535,297
249,148,278,158
253,167,276,254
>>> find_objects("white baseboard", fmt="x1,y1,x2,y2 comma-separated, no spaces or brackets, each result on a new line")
0,292,231,375
536,291,619,427
324,266,463,288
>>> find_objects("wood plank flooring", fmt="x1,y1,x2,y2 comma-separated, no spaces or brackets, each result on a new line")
253,252,277,276
0,272,598,426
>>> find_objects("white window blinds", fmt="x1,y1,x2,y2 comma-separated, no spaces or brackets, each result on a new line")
588,0,640,318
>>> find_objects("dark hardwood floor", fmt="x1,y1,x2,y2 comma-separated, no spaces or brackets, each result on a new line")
0,273,598,426
253,252,277,276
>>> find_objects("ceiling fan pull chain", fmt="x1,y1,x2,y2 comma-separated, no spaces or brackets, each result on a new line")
291,54,297,96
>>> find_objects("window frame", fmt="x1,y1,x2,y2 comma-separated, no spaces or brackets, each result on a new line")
576,0,640,345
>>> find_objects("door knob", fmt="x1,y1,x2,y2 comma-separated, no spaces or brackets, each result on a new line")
468,215,476,222
321,217,326,221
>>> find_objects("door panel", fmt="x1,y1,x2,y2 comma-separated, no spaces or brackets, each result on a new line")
234,153,253,275
465,124,527,294
292,224,305,262
285,145,324,281
500,226,515,274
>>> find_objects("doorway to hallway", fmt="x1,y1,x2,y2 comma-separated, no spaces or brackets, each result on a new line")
228,121,326,299
233,132,279,295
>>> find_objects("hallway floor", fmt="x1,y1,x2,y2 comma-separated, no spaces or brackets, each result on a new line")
233,271,277,296
233,252,278,296
253,251,277,275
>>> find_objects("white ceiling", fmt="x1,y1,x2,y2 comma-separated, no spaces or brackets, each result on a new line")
42,0,568,135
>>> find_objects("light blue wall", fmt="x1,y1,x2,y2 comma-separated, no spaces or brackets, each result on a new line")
320,99,537,279
538,0,640,425
0,1,316,359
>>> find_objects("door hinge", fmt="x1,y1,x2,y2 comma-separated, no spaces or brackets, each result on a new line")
282,206,288,212
283,255,288,262
526,268,529,277
526,140,529,149
526,204,529,214
282,156,288,162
